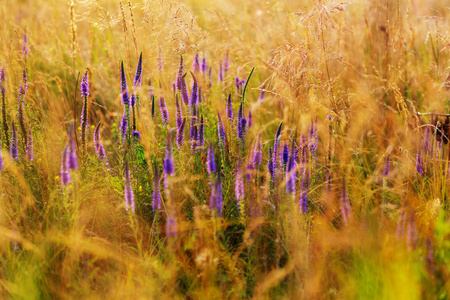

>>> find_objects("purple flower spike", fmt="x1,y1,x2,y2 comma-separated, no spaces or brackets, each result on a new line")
309,118,318,159
235,162,244,211
201,57,207,76
80,71,89,149
223,51,229,73
258,86,265,103
177,119,186,148
226,94,233,120
286,142,296,195
26,127,33,161
81,71,89,98
60,146,71,186
120,111,128,144
253,139,262,167
22,33,28,57
22,69,28,94
273,122,283,166
68,125,78,170
151,95,155,119
190,105,197,151
210,176,223,216
193,53,200,72
282,142,289,167
159,96,169,125
415,149,423,176
218,64,224,82
217,113,226,148
237,103,247,141
132,130,141,142
299,162,309,214
268,147,274,181
10,121,18,161
166,214,178,237
248,109,253,128
163,132,174,189
176,96,183,130
120,61,129,106
198,115,204,147
133,52,143,87
383,155,391,177
152,164,162,211
238,118,247,141
176,55,184,92
207,144,216,174
124,160,135,212
190,72,198,109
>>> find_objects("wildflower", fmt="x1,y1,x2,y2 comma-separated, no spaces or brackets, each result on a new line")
383,155,391,177
120,111,128,144
201,57,207,77
133,52,143,88
163,132,174,188
68,124,78,170
190,105,197,151
258,86,265,103
151,95,155,119
217,113,226,148
237,103,246,141
218,64,224,82
193,53,200,72
235,162,244,211
176,118,186,148
282,142,289,169
10,121,18,161
132,130,140,142
198,115,204,147
60,146,71,185
268,147,274,182
210,176,223,216
286,142,296,195
207,144,216,174
80,71,89,150
415,149,423,176
176,96,183,131
81,70,89,98
22,33,28,57
309,118,318,159
253,139,262,167
223,51,229,74
299,169,309,214
152,164,161,211
190,73,198,110
273,122,283,168
226,94,233,120
248,109,252,128
124,160,135,212
166,213,177,237
159,96,169,125
120,61,129,106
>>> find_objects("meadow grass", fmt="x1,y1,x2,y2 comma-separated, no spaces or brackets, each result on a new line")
0,0,449,299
